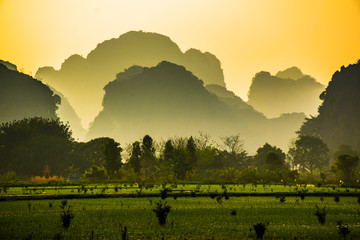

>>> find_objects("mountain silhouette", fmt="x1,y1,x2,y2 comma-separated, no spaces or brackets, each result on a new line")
205,84,255,111
247,67,325,117
49,88,87,140
275,66,304,80
35,31,226,127
0,59,87,140
0,62,58,123
87,61,305,152
0,60,17,72
299,61,360,151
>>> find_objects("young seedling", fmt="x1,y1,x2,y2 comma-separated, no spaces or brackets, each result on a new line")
337,221,350,239
60,200,74,229
216,195,223,204
334,195,340,203
121,225,127,240
230,209,237,216
314,205,326,224
152,201,171,226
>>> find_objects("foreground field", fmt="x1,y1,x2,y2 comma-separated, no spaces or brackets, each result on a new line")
1,195,360,239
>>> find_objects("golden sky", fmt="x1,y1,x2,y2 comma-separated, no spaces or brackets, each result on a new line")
1,0,359,100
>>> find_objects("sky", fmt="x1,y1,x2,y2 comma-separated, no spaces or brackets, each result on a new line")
1,0,360,100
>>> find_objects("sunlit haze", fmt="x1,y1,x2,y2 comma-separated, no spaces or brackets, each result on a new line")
1,0,359,100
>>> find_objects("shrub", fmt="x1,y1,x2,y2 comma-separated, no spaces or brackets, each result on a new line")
314,205,326,224
230,209,237,216
60,200,74,229
121,225,127,240
337,221,350,239
160,187,171,200
216,195,223,204
334,195,340,203
152,201,171,225
253,222,266,240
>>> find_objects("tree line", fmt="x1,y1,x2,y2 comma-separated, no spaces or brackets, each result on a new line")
0,117,359,184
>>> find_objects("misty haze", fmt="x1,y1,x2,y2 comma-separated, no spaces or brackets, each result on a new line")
1,1,360,239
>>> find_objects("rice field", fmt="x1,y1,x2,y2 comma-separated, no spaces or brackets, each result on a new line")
1,193,360,239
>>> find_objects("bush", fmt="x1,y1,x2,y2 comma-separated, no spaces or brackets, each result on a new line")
337,221,350,239
253,222,266,240
160,187,171,200
60,200,74,229
152,201,171,225
314,205,326,224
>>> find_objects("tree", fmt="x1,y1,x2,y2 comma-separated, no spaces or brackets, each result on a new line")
163,140,174,167
173,147,187,180
334,144,358,160
288,135,329,173
129,141,142,175
0,117,74,176
220,134,249,170
186,136,197,169
103,138,122,179
73,137,114,173
334,154,359,182
265,152,285,171
253,143,286,169
141,135,156,177
221,134,244,154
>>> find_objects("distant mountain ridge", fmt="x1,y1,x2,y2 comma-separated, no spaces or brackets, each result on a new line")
0,63,58,123
87,61,305,152
0,59,87,140
247,67,325,117
299,61,360,151
36,31,226,127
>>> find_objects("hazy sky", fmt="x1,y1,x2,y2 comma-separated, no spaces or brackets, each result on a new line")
1,0,359,100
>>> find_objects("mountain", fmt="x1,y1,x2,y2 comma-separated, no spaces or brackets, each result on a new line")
87,61,305,152
205,84,255,111
50,88,87,140
299,61,360,151
0,60,17,71
35,31,226,127
247,67,325,117
0,59,86,140
275,66,304,80
0,63,58,123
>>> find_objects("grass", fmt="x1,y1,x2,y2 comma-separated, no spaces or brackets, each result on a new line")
1,196,360,239
1,184,358,199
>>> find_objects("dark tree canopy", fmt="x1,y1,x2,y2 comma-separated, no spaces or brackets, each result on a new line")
129,141,142,175
288,135,329,173
0,117,74,176
253,143,286,169
103,138,122,177
265,152,285,170
141,135,156,177
163,140,174,167
334,154,359,182
299,60,360,151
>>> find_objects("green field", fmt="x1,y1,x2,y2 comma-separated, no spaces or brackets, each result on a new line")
1,192,360,239
1,183,358,198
